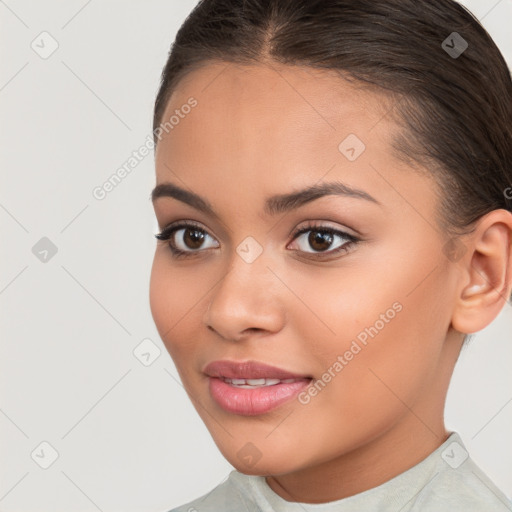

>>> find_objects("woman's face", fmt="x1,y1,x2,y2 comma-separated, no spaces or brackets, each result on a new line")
150,61,462,476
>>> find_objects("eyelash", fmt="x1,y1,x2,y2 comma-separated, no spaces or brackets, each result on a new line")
154,220,360,260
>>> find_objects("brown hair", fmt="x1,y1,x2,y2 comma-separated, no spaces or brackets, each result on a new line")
153,0,512,303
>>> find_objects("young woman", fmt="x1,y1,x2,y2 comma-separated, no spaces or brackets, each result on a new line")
149,0,512,509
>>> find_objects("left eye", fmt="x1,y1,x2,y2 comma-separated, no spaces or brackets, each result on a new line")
290,226,357,255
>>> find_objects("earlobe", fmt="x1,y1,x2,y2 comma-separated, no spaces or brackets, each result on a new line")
451,209,512,335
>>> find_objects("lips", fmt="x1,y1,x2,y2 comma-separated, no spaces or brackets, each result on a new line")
203,360,313,415
203,360,312,380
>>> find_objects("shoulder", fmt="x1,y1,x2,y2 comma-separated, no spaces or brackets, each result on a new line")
166,470,258,512
410,451,512,511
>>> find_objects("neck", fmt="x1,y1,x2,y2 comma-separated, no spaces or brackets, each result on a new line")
264,333,464,504
266,418,449,503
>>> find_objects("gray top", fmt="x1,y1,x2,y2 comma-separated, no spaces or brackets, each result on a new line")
169,432,512,511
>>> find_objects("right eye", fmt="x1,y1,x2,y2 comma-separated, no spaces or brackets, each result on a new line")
155,221,219,257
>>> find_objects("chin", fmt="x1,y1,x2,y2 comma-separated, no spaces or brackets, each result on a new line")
222,444,308,477
232,459,294,477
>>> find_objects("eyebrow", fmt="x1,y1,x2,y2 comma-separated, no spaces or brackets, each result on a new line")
151,180,380,218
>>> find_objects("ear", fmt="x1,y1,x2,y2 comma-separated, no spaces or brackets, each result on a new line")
451,209,512,334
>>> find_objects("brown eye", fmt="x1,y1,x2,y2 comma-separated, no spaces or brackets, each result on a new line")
181,227,206,249
307,231,334,252
155,222,219,256
170,226,219,253
289,224,358,257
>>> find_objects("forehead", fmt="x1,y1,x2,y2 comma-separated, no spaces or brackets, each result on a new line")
153,61,434,222
157,62,393,163
157,61,392,152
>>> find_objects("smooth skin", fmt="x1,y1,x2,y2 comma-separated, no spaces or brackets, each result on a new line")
149,61,512,504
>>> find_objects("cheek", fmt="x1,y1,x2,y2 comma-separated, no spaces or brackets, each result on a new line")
149,253,202,361
149,253,171,335
290,251,448,418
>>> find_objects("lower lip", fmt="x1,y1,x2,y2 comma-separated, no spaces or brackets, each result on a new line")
208,377,312,416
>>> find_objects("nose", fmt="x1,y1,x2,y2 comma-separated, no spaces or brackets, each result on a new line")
203,252,286,342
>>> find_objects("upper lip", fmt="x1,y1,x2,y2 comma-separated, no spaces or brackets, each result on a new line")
203,360,312,380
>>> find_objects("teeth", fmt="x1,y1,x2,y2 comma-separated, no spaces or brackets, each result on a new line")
246,378,266,385
222,377,297,387
262,379,282,385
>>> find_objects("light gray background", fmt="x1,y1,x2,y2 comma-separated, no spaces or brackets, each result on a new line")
1,1,511,511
